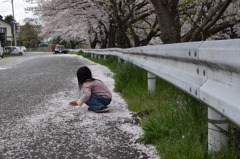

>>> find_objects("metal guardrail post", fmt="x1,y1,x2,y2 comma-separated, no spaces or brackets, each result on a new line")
118,57,121,63
104,55,107,60
148,72,156,93
208,107,228,152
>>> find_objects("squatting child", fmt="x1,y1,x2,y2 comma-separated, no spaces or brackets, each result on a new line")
69,66,112,113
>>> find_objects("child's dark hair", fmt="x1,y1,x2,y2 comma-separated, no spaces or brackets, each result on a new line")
77,66,95,87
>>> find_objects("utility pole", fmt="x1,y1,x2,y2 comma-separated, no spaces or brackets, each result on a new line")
11,0,17,46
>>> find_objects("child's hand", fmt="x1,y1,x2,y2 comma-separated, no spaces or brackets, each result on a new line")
69,101,78,106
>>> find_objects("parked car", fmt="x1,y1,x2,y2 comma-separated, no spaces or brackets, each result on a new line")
53,45,68,54
20,46,27,52
4,46,24,55
0,47,3,58
0,42,3,58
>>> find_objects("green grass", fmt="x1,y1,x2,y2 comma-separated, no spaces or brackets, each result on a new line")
0,54,23,58
71,51,240,159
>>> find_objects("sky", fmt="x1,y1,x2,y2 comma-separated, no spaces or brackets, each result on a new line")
0,0,37,24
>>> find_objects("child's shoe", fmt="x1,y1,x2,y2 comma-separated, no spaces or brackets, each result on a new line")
95,106,109,113
88,107,94,111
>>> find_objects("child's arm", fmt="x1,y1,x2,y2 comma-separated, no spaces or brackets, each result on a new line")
69,83,91,106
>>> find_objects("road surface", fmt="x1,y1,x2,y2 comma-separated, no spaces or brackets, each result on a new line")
0,52,159,159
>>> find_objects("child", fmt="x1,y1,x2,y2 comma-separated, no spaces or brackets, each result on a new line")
69,66,112,113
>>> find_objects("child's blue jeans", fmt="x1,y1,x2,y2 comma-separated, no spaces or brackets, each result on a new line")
85,94,111,111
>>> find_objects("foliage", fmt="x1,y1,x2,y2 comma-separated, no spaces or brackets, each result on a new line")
18,18,42,48
3,15,14,24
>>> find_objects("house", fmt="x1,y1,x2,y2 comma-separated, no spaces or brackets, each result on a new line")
0,19,13,47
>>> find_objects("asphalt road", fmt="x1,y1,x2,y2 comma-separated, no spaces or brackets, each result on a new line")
0,52,159,159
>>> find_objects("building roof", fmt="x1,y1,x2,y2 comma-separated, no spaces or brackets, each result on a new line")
0,19,12,26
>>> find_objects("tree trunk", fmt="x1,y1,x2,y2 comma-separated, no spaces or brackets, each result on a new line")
70,40,76,49
107,20,116,48
150,0,181,44
90,32,98,49
109,0,131,48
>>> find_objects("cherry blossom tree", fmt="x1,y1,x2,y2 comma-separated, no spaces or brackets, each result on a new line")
27,0,240,47
27,0,159,48
150,0,240,43
32,0,92,48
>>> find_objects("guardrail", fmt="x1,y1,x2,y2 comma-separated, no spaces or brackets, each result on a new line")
70,39,240,152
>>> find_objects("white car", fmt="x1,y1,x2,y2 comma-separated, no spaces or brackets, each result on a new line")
0,42,3,58
4,46,24,55
0,47,3,58
20,46,27,52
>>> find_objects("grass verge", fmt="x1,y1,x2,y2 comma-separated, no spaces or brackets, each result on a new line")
0,54,23,58
71,51,240,159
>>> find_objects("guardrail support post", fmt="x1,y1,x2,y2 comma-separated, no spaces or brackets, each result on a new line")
91,53,93,58
208,107,228,152
148,72,156,93
104,55,107,60
118,57,121,63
